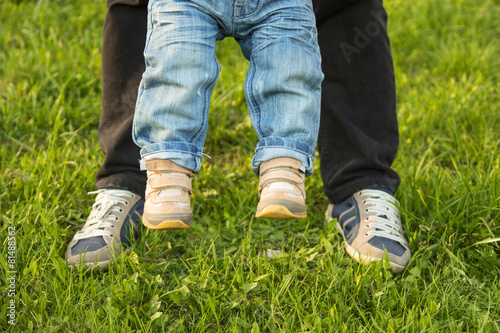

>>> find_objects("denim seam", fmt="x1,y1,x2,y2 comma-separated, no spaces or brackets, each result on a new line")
142,149,203,158
146,1,157,59
232,0,262,21
245,56,264,139
141,150,203,172
133,0,155,137
132,0,158,146
255,145,314,159
191,55,220,144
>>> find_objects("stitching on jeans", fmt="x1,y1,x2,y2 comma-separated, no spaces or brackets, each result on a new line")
254,145,314,159
245,54,264,139
142,149,204,158
191,40,220,144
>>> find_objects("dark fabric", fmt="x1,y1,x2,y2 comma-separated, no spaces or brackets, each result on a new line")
314,0,400,203
96,0,400,203
95,0,148,196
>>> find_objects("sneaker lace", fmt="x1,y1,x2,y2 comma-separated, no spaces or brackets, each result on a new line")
73,189,135,240
360,190,408,246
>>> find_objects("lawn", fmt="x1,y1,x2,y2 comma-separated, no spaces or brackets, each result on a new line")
1,0,499,331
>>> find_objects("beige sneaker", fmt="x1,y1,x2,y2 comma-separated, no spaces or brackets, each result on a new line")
256,157,307,219
143,159,193,230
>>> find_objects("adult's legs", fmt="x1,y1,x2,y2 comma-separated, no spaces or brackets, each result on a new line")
96,0,149,196
313,0,400,204
66,0,149,269
313,0,410,273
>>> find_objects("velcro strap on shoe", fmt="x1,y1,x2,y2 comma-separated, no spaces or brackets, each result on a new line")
145,159,192,176
259,157,302,176
149,174,192,194
259,169,305,198
259,169,304,188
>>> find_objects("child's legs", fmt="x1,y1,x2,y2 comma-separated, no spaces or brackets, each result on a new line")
133,0,221,173
241,1,323,176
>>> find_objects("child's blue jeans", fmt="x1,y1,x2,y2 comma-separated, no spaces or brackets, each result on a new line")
133,0,323,176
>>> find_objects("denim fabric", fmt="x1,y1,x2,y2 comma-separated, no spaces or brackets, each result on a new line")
132,0,323,176
97,0,400,203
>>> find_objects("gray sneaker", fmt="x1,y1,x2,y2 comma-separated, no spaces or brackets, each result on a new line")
66,189,144,270
326,189,411,273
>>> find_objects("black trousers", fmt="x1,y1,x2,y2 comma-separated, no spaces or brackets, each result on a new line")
96,0,400,204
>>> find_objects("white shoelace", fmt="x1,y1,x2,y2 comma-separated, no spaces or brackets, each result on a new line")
359,190,408,245
73,189,135,240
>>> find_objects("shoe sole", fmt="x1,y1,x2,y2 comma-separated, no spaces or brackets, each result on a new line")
142,216,192,230
66,244,133,271
343,242,405,274
256,204,306,219
68,259,112,271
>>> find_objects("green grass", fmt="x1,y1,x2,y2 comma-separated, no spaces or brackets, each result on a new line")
1,0,499,331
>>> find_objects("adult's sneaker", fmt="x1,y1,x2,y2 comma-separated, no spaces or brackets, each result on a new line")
66,189,144,270
325,189,411,273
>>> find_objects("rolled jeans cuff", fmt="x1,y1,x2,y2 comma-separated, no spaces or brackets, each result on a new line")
139,142,204,172
252,137,316,176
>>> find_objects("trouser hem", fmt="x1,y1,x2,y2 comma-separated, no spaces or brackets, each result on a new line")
325,176,399,204
96,173,147,197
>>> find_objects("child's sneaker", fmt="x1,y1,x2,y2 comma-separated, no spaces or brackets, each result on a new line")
325,189,411,273
256,157,307,219
142,159,193,230
66,189,144,270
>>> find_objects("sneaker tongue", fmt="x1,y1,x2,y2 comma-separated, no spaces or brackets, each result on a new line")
159,189,183,197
